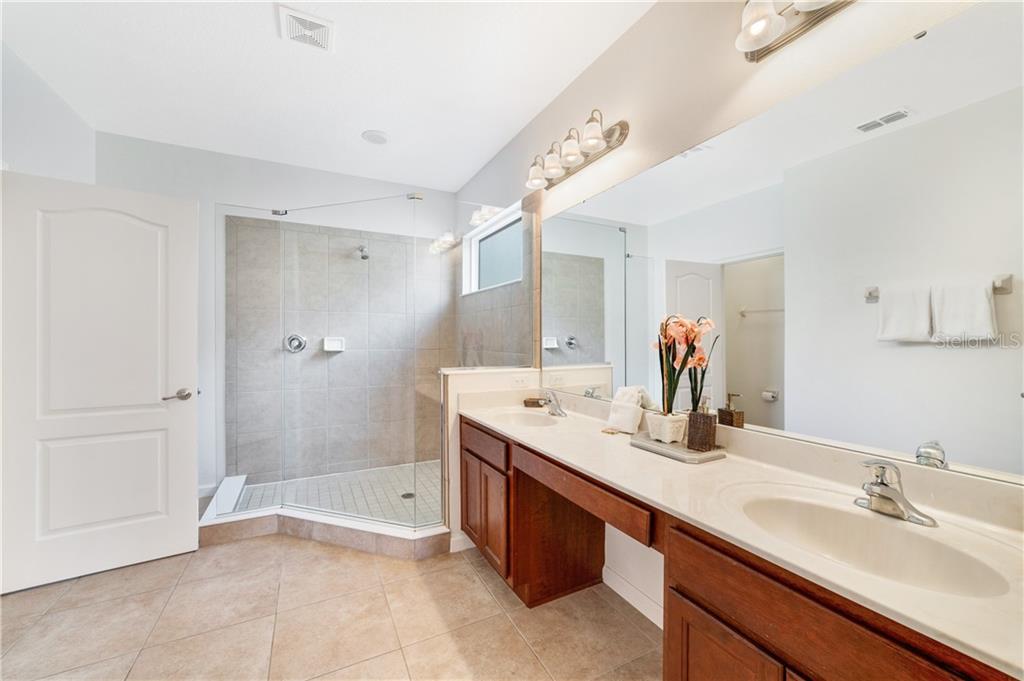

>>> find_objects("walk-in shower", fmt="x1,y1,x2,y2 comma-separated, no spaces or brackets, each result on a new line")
210,192,456,529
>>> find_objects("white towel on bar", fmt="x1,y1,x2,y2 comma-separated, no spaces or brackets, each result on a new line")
605,386,646,434
931,279,998,341
876,285,931,342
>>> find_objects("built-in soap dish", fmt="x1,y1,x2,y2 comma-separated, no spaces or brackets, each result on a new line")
630,431,726,464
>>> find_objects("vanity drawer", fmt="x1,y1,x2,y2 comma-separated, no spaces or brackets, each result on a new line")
511,444,652,545
461,419,508,472
665,527,962,681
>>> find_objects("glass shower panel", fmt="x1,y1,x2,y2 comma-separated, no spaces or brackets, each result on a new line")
625,254,656,391
221,193,446,529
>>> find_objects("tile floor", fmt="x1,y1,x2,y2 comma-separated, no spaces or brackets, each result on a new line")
0,534,662,681
233,462,442,528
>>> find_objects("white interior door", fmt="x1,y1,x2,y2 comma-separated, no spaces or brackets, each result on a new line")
2,172,199,593
665,260,724,412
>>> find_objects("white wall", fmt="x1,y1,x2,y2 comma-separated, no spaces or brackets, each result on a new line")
647,184,784,263
456,2,974,219
95,134,457,494
1,44,95,183
785,89,1023,473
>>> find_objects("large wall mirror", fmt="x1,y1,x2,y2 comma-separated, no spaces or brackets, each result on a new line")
541,2,1023,480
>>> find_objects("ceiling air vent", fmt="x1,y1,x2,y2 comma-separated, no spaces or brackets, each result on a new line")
279,6,334,52
856,109,911,134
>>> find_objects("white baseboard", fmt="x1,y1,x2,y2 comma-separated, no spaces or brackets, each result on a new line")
602,565,663,628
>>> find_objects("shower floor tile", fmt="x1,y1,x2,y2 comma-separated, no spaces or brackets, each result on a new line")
233,461,442,527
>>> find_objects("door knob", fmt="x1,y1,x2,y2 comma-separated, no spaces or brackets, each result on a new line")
162,389,192,401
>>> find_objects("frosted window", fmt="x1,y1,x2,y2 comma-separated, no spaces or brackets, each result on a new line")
477,219,523,289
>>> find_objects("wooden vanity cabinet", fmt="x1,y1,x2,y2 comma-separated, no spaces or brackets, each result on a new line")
459,420,509,577
457,416,1011,681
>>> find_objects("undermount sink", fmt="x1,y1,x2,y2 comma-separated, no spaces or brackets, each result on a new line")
488,411,560,428
740,496,1009,598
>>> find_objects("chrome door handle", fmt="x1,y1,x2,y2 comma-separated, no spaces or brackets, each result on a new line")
162,389,192,401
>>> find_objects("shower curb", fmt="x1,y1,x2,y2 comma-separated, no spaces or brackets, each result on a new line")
198,512,450,560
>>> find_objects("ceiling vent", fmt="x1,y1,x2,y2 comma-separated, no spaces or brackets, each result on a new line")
856,109,911,133
279,6,334,52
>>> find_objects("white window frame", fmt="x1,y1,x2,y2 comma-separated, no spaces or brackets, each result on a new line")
462,203,524,295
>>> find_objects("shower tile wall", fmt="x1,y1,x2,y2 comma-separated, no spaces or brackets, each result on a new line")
453,222,534,367
226,216,456,484
541,252,605,366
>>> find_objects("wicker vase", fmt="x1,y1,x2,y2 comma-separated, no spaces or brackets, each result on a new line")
686,411,717,452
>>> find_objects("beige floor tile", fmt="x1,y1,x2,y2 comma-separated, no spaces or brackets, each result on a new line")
588,585,662,647
373,551,465,584
471,563,524,612
508,588,655,681
51,555,191,612
457,548,487,571
128,616,274,681
277,536,370,565
40,653,136,681
384,563,500,646
269,588,400,681
593,651,662,681
178,535,284,583
278,548,380,612
2,613,40,656
1,581,74,620
146,567,278,646
311,650,410,680
403,614,550,681
1,589,170,681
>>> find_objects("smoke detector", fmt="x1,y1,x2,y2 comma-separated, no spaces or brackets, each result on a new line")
856,109,911,133
278,6,334,52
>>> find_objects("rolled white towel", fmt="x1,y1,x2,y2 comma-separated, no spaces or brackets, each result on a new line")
605,385,648,434
606,401,644,434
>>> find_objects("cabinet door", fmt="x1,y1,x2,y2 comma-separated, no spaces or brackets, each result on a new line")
460,449,482,546
666,587,783,681
480,461,508,576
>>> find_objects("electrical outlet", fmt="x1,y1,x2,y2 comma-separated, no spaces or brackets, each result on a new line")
550,375,565,386
511,376,528,388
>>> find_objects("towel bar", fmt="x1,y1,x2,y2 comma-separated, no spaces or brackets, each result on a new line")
865,275,1013,303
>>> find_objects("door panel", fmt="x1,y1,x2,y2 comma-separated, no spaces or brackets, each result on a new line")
460,449,482,546
665,260,724,411
665,587,783,681
480,461,508,576
40,209,166,412
2,172,199,592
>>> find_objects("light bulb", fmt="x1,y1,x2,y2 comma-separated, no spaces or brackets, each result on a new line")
525,159,547,189
580,111,607,154
560,130,583,167
793,0,833,10
735,0,785,52
543,146,565,179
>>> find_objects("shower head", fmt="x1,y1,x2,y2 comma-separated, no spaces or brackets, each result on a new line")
358,246,369,261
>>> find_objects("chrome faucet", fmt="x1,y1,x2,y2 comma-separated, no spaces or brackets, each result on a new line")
540,390,567,417
854,460,937,527
915,440,948,469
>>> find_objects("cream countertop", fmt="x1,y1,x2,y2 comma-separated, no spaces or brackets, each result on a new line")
458,404,1024,678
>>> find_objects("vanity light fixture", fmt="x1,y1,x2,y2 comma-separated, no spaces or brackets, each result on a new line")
523,108,630,190
560,129,584,168
428,231,459,255
526,156,547,189
469,205,502,227
736,0,855,63
543,143,566,179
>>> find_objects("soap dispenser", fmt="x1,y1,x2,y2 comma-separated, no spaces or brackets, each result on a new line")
718,393,744,428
